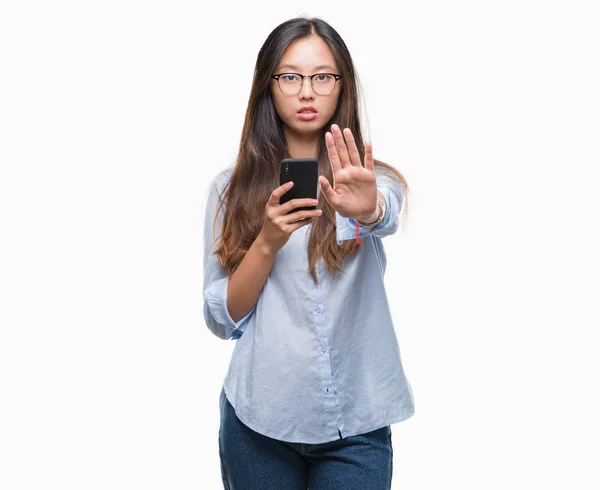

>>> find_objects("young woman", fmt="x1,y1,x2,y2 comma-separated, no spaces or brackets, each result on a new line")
203,16,415,490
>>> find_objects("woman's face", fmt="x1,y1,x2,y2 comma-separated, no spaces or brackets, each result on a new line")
270,35,342,135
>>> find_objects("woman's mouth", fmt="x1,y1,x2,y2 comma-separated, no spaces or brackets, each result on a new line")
297,111,318,121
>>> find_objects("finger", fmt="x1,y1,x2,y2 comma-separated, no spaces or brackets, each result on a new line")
318,175,337,207
288,216,315,232
269,181,294,205
279,197,319,215
283,208,322,224
325,131,342,173
343,127,362,167
331,124,351,168
364,140,374,171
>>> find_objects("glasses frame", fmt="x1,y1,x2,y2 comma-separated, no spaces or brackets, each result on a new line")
271,72,342,95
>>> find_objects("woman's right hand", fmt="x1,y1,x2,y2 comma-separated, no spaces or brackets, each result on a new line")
257,181,322,254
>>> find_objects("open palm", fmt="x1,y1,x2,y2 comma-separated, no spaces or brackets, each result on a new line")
319,124,377,219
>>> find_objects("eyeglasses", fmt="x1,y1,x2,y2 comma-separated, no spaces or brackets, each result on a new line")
271,72,342,95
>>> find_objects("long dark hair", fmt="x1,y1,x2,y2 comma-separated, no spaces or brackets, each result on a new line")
214,16,409,283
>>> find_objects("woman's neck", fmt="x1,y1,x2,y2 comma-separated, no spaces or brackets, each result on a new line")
284,127,320,159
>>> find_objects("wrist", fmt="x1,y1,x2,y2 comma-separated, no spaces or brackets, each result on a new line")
255,233,277,258
355,207,380,224
354,192,387,226
355,192,385,226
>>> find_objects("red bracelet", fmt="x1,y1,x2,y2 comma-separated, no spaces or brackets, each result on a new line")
355,220,361,244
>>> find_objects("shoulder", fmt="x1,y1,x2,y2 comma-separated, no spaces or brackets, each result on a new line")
373,160,406,194
372,161,409,219
209,164,235,197
373,159,400,179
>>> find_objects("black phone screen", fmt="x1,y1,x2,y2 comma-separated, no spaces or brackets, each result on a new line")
279,158,319,213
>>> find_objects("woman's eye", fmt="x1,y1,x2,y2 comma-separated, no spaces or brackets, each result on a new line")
283,74,298,82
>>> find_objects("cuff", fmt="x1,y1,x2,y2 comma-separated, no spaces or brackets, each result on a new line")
336,185,392,244
204,276,256,339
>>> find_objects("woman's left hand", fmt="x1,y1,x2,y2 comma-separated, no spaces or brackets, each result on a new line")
319,124,378,221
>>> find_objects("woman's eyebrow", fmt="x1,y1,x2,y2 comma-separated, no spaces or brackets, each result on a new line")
277,64,336,71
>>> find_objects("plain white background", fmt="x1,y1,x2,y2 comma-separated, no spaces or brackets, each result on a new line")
1,1,599,488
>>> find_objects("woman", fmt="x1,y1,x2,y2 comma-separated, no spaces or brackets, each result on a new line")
203,16,415,490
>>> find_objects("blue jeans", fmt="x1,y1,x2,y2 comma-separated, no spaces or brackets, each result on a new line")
218,387,393,490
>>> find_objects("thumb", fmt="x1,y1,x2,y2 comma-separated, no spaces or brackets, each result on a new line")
319,176,336,206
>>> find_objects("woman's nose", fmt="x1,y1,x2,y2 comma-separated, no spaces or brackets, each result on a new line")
299,77,315,98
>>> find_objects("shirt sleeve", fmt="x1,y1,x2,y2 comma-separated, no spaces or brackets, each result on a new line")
203,172,256,340
335,166,405,244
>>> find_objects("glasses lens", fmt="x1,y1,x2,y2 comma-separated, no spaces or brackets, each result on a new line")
278,74,302,95
313,74,336,95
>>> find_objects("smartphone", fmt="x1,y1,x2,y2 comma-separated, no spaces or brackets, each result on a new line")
279,158,319,214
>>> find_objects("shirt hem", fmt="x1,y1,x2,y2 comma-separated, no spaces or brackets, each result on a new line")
339,406,416,441
222,383,415,445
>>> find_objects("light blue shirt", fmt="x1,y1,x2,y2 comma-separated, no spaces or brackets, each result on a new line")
203,165,415,444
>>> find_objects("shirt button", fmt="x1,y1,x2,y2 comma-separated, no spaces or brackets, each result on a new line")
316,307,322,313
321,346,326,353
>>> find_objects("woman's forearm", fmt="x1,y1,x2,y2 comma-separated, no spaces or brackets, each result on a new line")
226,234,277,323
